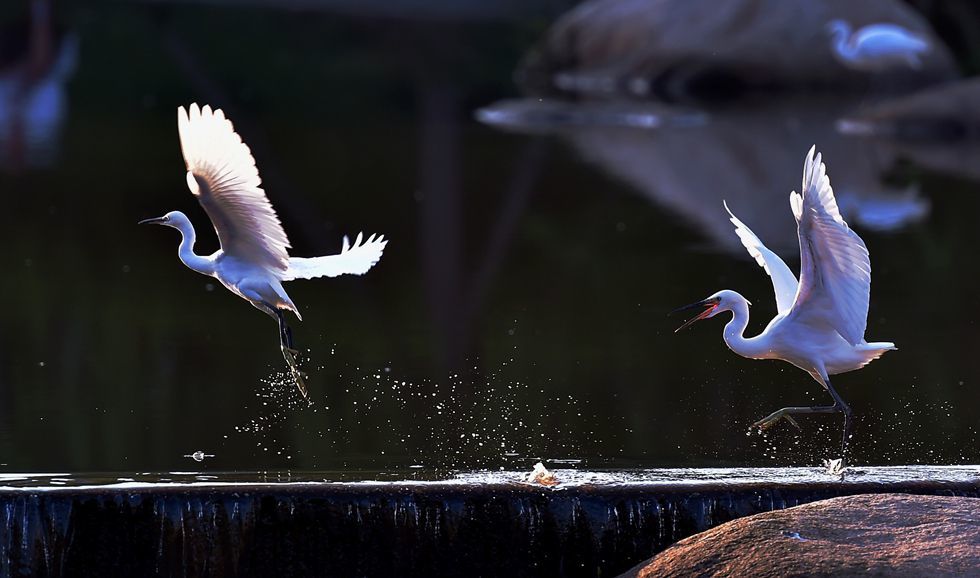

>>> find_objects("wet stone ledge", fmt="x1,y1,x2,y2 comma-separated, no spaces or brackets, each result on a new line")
0,467,978,578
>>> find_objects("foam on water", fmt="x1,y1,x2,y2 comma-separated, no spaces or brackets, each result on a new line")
1,465,977,490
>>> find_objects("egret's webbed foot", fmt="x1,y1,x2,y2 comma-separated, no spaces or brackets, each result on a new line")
280,345,309,398
823,458,846,481
753,410,803,431
285,356,309,399
752,392,853,474
752,404,839,432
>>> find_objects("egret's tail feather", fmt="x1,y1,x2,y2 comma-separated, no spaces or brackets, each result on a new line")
856,342,897,368
283,233,387,281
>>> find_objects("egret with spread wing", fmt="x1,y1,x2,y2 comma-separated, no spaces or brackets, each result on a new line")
140,104,387,398
673,146,895,461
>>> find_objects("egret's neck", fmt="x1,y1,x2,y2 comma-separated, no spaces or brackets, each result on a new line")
831,26,855,60
173,219,213,276
720,296,765,360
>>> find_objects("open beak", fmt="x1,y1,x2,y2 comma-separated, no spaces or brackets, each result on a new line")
671,299,719,333
138,216,167,225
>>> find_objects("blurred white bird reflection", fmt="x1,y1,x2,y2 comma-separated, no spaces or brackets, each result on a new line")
836,185,929,232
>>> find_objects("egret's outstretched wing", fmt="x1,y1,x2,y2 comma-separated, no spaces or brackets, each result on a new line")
724,201,799,315
283,233,387,280
789,146,871,345
178,103,290,274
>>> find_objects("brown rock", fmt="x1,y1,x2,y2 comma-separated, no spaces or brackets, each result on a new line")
619,494,980,578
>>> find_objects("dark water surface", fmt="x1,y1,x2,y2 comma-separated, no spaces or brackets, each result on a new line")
1,2,979,476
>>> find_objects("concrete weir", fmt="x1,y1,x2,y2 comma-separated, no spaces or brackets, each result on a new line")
1,466,978,577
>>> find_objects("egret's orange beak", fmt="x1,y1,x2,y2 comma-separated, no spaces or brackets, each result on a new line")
671,298,719,333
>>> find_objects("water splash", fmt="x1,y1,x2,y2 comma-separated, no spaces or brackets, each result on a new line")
211,349,608,472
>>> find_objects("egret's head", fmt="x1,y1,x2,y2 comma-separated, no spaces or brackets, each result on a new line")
825,19,850,38
138,210,187,228
671,290,746,332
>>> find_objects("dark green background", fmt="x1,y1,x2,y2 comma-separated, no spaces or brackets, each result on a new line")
0,1,978,475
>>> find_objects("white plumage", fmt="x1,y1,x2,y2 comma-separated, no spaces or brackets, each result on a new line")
724,201,797,316
674,146,895,462
790,148,871,347
177,104,291,274
141,103,388,397
827,20,931,71
284,232,386,281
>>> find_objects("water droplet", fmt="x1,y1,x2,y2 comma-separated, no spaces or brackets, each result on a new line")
183,451,215,462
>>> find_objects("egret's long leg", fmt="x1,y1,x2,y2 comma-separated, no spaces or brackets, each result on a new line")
752,404,842,431
260,301,308,399
823,378,853,463
254,300,289,350
754,379,853,465
273,309,298,356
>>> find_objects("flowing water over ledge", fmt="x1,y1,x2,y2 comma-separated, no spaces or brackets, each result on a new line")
1,466,977,577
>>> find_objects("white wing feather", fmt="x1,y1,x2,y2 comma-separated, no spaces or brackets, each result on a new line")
178,103,291,274
789,146,871,345
724,201,799,315
284,233,387,280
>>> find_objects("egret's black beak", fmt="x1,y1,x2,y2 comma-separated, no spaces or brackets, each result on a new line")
670,298,719,333
138,216,167,225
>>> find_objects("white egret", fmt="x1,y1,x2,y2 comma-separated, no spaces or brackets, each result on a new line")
673,146,895,460
140,103,388,398
827,20,930,71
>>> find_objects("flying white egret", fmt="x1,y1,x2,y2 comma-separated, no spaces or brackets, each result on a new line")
140,103,388,398
827,20,931,71
673,146,895,460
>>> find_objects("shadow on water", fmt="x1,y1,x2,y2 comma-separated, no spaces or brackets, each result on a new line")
479,95,935,254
